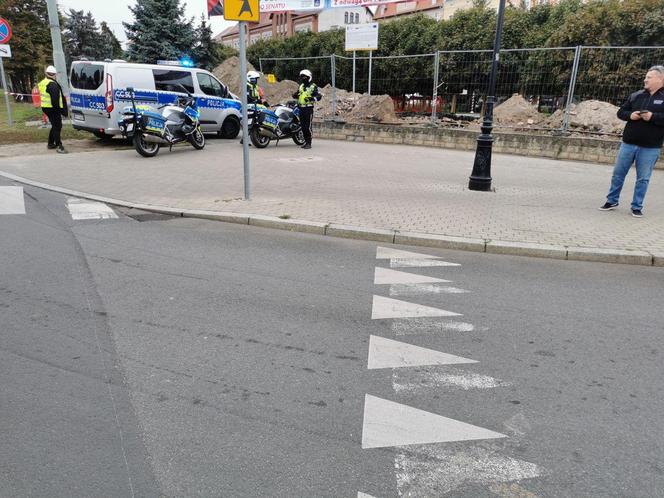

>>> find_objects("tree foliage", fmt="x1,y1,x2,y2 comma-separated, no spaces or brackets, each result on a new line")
0,0,52,93
124,0,195,63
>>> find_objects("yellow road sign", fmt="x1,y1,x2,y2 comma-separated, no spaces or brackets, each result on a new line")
223,0,259,22
267,74,276,84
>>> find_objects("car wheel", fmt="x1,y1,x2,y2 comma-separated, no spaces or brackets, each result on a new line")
218,116,241,139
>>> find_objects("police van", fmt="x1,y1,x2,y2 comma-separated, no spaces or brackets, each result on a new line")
69,60,242,139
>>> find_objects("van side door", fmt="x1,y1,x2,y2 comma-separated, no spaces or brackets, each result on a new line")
195,72,229,133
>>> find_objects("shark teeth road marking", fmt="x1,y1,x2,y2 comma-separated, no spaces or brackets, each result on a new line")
389,283,469,297
391,318,475,335
392,367,508,392
372,296,461,320
357,493,377,498
374,267,450,285
361,394,506,449
67,198,118,220
395,444,541,496
368,335,477,370
390,258,461,268
376,246,442,260
0,186,25,214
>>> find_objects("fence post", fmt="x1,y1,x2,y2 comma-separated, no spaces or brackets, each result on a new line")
352,51,356,94
431,51,440,124
331,54,337,118
562,45,582,133
258,58,263,74
368,51,373,95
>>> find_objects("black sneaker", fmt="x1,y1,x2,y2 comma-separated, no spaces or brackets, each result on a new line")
56,145,68,154
47,144,57,150
598,202,618,211
631,209,643,218
302,143,311,149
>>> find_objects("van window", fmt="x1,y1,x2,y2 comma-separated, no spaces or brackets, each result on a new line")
71,63,105,90
152,69,194,93
197,73,227,98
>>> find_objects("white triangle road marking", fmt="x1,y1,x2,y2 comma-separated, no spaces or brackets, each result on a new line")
390,258,461,268
362,394,506,449
0,186,26,214
372,295,461,320
376,246,441,260
374,267,450,285
389,283,469,297
368,335,477,369
357,493,377,498
67,198,118,220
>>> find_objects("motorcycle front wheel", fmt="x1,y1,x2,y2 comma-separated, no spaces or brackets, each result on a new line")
189,127,205,150
134,134,160,158
250,128,271,148
292,129,306,146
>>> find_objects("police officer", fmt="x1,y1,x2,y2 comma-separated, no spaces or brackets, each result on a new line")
292,69,321,150
246,70,267,106
38,65,68,154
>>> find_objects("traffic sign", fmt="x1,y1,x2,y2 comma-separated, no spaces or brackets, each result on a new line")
0,45,11,58
223,0,259,22
0,17,12,44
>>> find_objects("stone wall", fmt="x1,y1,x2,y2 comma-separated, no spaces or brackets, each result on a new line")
314,121,644,167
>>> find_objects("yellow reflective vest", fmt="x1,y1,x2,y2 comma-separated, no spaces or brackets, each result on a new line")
38,78,64,109
297,83,317,107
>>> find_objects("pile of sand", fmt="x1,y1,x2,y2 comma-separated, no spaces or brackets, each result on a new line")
493,94,543,126
212,56,252,97
546,100,623,134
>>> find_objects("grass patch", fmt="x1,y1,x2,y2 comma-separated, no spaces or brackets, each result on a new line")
278,214,291,219
0,91,91,145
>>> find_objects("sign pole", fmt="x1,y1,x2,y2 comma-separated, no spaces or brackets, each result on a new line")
352,51,356,94
0,57,12,126
239,21,251,200
368,50,372,96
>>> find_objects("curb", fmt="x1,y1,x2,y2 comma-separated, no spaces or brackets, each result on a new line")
1,170,660,267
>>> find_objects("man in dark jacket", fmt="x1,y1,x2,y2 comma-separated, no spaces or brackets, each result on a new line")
599,65,664,217
292,69,321,150
38,65,68,154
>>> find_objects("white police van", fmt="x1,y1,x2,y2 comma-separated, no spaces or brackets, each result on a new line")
69,60,242,139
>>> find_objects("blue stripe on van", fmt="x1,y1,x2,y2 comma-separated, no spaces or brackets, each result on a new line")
71,89,241,112
70,93,106,111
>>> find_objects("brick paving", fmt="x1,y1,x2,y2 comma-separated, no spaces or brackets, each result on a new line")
1,137,663,254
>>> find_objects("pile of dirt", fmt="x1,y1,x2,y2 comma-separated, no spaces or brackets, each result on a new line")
261,79,299,106
212,56,256,97
546,100,623,134
493,94,543,126
316,84,399,123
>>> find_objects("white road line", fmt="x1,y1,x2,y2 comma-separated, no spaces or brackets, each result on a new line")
395,445,541,496
67,198,118,220
374,267,450,285
376,246,442,260
372,295,461,320
389,258,461,268
362,394,506,449
389,283,469,297
0,186,26,214
392,367,508,393
357,493,378,498
391,319,475,335
368,335,477,370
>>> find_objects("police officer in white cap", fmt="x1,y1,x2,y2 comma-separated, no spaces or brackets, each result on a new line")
38,65,68,153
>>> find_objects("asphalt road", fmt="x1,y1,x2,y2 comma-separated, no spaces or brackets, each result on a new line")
1,179,663,498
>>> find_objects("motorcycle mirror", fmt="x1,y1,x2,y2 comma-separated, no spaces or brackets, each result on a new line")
127,87,134,93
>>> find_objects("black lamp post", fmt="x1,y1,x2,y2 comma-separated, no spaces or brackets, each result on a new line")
468,0,507,191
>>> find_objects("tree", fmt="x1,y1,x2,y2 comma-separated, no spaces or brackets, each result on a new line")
0,0,52,94
123,0,195,63
192,16,217,70
99,22,123,60
63,9,105,65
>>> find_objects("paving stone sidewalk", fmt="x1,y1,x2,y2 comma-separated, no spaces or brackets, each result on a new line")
1,138,663,264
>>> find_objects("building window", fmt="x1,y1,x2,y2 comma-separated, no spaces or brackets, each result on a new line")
345,12,349,23
355,13,359,23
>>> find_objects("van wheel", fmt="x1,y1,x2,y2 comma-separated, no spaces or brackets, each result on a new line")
219,116,240,139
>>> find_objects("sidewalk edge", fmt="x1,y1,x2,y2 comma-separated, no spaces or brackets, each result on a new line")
1,170,657,267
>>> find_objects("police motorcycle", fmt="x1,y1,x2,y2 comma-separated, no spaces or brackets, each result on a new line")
248,101,306,149
118,86,205,158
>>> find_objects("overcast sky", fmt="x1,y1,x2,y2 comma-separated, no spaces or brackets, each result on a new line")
57,0,233,44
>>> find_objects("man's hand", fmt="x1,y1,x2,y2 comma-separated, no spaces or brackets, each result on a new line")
640,111,652,121
630,111,642,120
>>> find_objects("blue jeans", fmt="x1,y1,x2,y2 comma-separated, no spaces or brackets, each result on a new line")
607,142,660,210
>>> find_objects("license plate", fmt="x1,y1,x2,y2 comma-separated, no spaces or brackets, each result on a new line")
73,112,85,122
125,123,134,132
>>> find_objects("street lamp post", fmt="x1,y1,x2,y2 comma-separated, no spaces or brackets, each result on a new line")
468,0,506,191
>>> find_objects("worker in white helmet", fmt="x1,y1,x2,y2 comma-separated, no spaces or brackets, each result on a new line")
37,65,68,153
292,69,321,149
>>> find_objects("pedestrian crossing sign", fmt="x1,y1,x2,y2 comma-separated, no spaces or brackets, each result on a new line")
223,0,259,22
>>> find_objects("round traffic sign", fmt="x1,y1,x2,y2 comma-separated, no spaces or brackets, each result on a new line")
0,17,12,44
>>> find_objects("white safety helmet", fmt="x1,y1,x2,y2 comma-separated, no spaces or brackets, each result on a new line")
299,69,312,81
45,65,57,75
247,70,260,83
